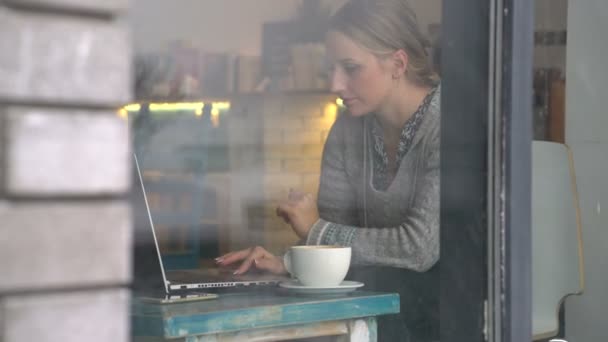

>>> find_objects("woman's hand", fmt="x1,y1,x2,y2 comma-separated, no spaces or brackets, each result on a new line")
215,246,288,275
276,189,320,239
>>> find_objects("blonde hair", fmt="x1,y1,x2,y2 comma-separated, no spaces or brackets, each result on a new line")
329,0,439,87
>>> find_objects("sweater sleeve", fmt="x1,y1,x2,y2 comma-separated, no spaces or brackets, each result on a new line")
314,115,361,227
307,120,440,272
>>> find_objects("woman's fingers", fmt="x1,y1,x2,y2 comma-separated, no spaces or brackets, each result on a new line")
288,189,306,201
276,206,290,223
216,246,285,275
233,247,268,275
276,189,311,224
277,201,295,218
254,257,287,275
215,248,251,266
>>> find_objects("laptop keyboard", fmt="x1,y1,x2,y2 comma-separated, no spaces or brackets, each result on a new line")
167,268,286,284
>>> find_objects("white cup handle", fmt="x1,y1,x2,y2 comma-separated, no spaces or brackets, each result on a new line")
283,250,293,277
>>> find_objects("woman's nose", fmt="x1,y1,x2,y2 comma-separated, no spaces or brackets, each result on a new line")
330,70,346,94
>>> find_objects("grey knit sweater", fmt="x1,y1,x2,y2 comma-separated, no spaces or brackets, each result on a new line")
306,87,440,272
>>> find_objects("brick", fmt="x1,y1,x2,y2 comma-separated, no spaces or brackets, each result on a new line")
300,144,324,158
321,130,330,144
265,210,309,229
2,107,130,196
226,116,263,146
302,174,321,194
261,98,284,118
266,229,299,253
264,159,282,173
322,102,340,119
263,129,283,145
282,159,322,173
0,289,129,342
0,201,131,292
264,205,280,219
264,173,302,185
265,183,290,200
263,174,302,193
244,230,266,248
290,104,324,118
0,8,131,106
264,215,290,232
265,145,303,159
2,0,128,15
283,95,333,117
282,130,323,145
264,117,305,131
303,116,337,131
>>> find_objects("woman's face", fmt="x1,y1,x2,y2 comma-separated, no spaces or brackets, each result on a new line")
325,31,394,117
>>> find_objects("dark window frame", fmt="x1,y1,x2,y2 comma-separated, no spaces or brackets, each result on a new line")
440,0,533,341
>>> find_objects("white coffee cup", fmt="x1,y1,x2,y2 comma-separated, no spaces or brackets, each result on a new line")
283,246,352,287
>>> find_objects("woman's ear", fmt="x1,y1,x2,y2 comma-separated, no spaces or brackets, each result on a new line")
391,49,409,79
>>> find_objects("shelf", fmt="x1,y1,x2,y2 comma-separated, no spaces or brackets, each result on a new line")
133,90,336,104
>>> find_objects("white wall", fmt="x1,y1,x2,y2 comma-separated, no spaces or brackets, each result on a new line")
129,0,298,55
564,0,608,341
129,0,442,55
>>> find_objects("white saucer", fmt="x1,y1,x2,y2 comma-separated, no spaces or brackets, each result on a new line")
279,280,364,295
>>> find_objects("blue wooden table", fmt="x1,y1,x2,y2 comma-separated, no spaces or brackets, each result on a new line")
132,290,400,342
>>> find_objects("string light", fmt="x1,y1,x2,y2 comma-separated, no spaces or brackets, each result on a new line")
123,103,141,112
117,108,128,119
148,102,205,112
119,101,231,119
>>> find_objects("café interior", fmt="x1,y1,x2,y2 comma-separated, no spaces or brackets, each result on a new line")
1,0,606,341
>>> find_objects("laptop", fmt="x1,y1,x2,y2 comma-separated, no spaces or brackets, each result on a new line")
131,153,286,297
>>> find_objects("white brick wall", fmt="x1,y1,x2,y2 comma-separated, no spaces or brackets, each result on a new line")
2,107,130,196
0,289,130,342
0,0,132,341
0,7,131,106
2,0,129,14
238,94,337,253
0,201,132,292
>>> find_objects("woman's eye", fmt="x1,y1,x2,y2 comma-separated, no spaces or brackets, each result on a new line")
343,64,360,75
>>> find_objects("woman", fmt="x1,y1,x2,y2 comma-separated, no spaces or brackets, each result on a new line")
217,0,440,340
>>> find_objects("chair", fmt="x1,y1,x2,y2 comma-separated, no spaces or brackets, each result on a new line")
532,141,585,340
144,177,204,270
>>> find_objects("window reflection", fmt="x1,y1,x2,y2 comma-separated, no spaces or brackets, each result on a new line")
129,1,443,342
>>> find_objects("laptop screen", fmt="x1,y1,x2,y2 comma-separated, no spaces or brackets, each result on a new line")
131,154,168,294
